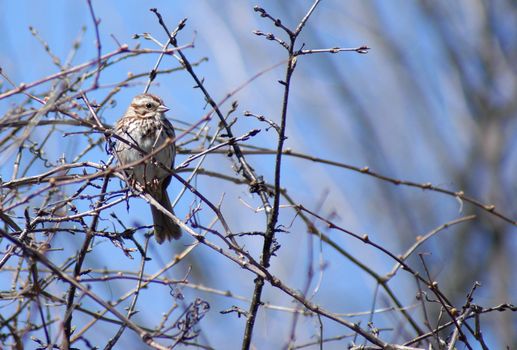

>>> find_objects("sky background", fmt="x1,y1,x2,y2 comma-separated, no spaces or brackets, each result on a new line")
1,0,516,349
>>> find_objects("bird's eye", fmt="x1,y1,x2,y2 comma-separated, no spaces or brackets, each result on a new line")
145,103,153,109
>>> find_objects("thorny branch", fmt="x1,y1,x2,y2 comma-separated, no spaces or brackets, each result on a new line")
242,2,370,348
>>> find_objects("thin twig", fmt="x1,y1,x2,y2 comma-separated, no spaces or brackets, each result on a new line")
86,0,102,88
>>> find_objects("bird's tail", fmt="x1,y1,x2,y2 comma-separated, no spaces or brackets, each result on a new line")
150,191,182,244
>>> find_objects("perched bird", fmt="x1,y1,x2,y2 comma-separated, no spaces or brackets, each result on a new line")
114,93,181,243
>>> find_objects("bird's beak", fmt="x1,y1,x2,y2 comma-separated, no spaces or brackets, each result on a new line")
157,104,170,113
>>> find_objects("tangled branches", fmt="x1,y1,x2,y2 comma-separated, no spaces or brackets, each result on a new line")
1,1,515,349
